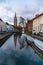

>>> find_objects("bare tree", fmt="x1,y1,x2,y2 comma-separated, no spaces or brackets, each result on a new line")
19,17,25,27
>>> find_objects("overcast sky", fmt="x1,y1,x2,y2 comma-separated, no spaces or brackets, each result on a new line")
0,0,43,24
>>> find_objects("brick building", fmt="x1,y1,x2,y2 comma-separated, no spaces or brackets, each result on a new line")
27,20,33,33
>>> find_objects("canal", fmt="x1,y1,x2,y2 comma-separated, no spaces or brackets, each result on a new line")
0,33,43,65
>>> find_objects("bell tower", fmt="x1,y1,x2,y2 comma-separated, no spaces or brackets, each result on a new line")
14,12,17,26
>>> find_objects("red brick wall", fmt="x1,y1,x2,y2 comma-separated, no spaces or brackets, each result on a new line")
27,20,33,33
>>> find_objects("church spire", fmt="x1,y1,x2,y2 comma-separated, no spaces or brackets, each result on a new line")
14,12,17,26
15,12,16,18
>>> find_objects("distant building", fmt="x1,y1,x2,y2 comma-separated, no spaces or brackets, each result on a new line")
0,19,14,32
32,13,43,34
14,13,17,26
0,19,7,32
27,20,33,33
5,23,14,32
8,24,14,32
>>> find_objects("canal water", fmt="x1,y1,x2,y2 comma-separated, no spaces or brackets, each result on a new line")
0,33,43,65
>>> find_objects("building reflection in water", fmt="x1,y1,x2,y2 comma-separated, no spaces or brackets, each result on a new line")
13,33,24,49
13,34,18,48
13,33,22,48
18,34,27,49
13,33,43,60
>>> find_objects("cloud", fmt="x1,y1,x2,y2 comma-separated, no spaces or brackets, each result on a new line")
17,5,39,19
3,16,14,24
0,5,14,24
0,0,43,24
0,0,6,3
16,0,43,19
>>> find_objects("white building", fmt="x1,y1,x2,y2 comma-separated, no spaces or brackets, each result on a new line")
5,23,14,32
32,13,43,34
0,19,7,32
0,19,14,32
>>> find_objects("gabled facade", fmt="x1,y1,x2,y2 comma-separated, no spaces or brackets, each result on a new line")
32,13,43,34
0,19,6,32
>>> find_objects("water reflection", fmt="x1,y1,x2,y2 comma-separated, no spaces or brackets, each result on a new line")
0,46,43,65
13,34,17,48
13,33,24,49
32,46,43,60
18,34,27,49
0,33,43,65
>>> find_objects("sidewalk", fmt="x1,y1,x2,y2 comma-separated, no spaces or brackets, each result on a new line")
0,32,13,47
0,33,11,40
31,35,43,42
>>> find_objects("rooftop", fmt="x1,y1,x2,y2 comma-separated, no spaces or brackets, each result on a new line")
32,13,43,21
